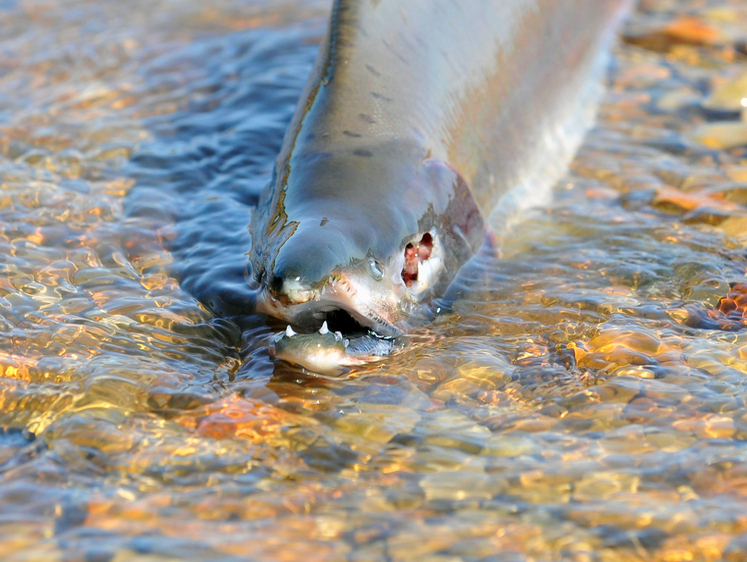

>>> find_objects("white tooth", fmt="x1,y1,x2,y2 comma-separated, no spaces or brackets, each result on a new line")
319,321,329,334
334,331,343,342
285,325,296,338
344,339,349,348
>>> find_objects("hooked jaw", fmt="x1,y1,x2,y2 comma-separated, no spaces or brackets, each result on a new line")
268,319,397,375
256,266,406,338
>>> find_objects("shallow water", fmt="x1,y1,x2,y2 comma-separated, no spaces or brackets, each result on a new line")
2,0,747,560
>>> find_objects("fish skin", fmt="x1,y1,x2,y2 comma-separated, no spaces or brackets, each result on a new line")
251,0,634,337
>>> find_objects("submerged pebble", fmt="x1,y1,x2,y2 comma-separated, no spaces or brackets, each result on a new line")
703,67,747,114
687,121,747,149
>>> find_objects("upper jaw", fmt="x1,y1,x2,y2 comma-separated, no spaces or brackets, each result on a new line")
256,275,403,338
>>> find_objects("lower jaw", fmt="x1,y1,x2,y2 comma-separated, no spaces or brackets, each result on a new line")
269,326,400,376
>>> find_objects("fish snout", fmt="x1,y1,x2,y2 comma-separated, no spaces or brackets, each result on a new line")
265,240,341,305
266,269,318,306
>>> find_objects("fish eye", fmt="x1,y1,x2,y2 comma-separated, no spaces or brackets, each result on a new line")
368,256,384,281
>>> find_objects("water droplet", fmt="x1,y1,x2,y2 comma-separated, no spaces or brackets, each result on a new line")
368,257,384,281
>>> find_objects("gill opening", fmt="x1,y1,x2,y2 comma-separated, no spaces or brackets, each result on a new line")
402,232,434,287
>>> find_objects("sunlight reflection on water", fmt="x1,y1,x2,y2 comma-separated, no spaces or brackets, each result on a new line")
2,0,747,560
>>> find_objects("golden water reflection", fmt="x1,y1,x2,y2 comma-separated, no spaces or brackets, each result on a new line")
2,0,747,560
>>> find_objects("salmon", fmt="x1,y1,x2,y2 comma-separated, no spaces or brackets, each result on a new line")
250,0,633,372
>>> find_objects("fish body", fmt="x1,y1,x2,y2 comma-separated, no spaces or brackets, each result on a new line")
251,0,633,369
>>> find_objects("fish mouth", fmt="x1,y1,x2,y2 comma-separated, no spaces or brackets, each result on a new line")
257,274,404,373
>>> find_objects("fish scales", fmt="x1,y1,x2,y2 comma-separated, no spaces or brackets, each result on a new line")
251,0,633,370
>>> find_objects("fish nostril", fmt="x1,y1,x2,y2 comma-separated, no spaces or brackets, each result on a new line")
268,272,285,296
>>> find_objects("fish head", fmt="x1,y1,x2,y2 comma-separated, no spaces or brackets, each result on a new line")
250,142,485,340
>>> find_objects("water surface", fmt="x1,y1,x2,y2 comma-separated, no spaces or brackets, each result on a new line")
2,0,747,560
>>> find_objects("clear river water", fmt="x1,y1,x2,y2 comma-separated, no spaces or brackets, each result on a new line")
2,0,747,560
